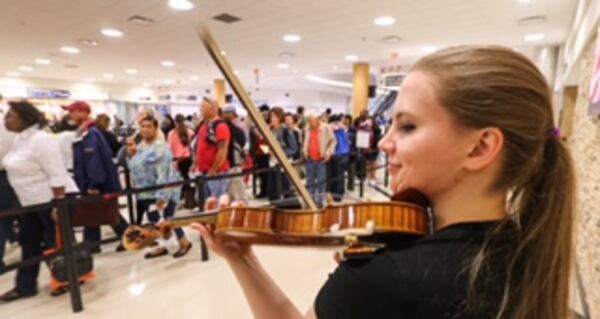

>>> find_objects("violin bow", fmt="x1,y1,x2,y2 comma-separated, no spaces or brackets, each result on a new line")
197,25,318,211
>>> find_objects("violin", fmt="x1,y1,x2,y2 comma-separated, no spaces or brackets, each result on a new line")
123,191,430,257
121,26,431,257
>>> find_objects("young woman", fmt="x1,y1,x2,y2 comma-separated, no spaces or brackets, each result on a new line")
127,116,192,259
192,46,575,319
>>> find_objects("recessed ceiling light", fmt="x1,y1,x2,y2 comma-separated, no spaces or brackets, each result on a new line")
101,28,124,38
103,73,114,79
374,16,396,26
143,83,151,87
277,63,290,69
84,78,95,82
61,46,80,54
126,68,138,74
524,33,546,42
283,34,301,43
421,46,438,54
189,76,199,81
35,59,51,65
220,50,226,56
345,55,359,61
515,0,532,4
168,0,194,11
234,70,239,75
161,60,175,67
163,79,175,84
6,72,20,77
19,66,34,72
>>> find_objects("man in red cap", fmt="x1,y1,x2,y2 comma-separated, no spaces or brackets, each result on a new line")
63,101,129,253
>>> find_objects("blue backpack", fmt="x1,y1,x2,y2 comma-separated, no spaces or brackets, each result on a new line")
334,128,350,156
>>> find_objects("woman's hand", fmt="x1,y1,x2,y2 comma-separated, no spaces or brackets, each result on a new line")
190,196,253,263
191,223,253,263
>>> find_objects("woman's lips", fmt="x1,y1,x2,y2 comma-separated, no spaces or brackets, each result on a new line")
388,163,402,174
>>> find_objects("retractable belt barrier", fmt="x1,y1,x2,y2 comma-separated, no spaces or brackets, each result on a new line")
0,152,387,314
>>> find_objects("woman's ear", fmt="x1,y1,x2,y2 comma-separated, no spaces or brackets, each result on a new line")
464,128,504,172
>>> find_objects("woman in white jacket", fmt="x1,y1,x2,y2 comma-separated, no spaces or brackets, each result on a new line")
0,100,78,302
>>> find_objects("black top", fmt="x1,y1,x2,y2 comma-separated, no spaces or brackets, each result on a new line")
315,221,516,319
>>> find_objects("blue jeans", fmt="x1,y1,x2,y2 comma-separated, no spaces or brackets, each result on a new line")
205,176,231,198
305,160,327,207
0,171,18,271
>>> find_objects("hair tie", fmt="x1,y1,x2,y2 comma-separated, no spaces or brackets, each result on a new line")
549,128,561,140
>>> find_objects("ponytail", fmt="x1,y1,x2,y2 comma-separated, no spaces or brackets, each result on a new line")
496,138,575,319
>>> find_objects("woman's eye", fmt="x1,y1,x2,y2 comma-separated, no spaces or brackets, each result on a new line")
398,123,416,133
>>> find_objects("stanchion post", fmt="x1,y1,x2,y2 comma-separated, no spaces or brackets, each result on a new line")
384,154,389,188
359,154,365,198
55,199,84,313
252,161,257,197
196,175,206,212
200,235,209,262
123,166,136,225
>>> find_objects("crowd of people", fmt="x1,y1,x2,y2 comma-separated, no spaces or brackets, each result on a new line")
0,95,385,302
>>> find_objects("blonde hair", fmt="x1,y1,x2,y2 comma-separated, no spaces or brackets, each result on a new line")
413,45,575,319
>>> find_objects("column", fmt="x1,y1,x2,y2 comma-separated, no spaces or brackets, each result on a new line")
352,63,369,118
214,79,226,107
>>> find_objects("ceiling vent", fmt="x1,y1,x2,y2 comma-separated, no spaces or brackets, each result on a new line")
518,15,547,26
213,13,242,24
279,51,296,59
381,35,402,44
79,38,99,46
128,15,155,27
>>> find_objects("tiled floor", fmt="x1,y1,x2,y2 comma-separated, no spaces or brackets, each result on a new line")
0,182,390,318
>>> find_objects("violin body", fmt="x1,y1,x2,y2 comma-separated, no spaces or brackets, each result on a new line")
122,200,428,251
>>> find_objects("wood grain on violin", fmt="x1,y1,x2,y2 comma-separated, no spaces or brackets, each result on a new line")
122,201,427,251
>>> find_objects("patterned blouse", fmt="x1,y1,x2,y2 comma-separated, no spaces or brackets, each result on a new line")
127,139,181,202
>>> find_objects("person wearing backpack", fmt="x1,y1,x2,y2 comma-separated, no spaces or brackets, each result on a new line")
328,114,350,202
222,105,247,201
267,107,298,203
195,98,231,199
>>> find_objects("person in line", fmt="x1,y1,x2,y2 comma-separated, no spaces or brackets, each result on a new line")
192,46,575,319
303,114,336,206
161,114,175,138
0,101,17,272
284,112,304,179
95,114,121,157
64,101,129,253
267,107,298,203
1,100,78,302
249,105,271,198
127,116,192,258
222,105,247,202
342,114,357,192
167,114,195,208
195,98,231,201
327,114,350,201
359,115,382,184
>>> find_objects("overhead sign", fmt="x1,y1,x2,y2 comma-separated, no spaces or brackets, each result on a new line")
27,88,71,99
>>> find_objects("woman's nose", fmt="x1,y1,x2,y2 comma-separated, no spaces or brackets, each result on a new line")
378,132,395,155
